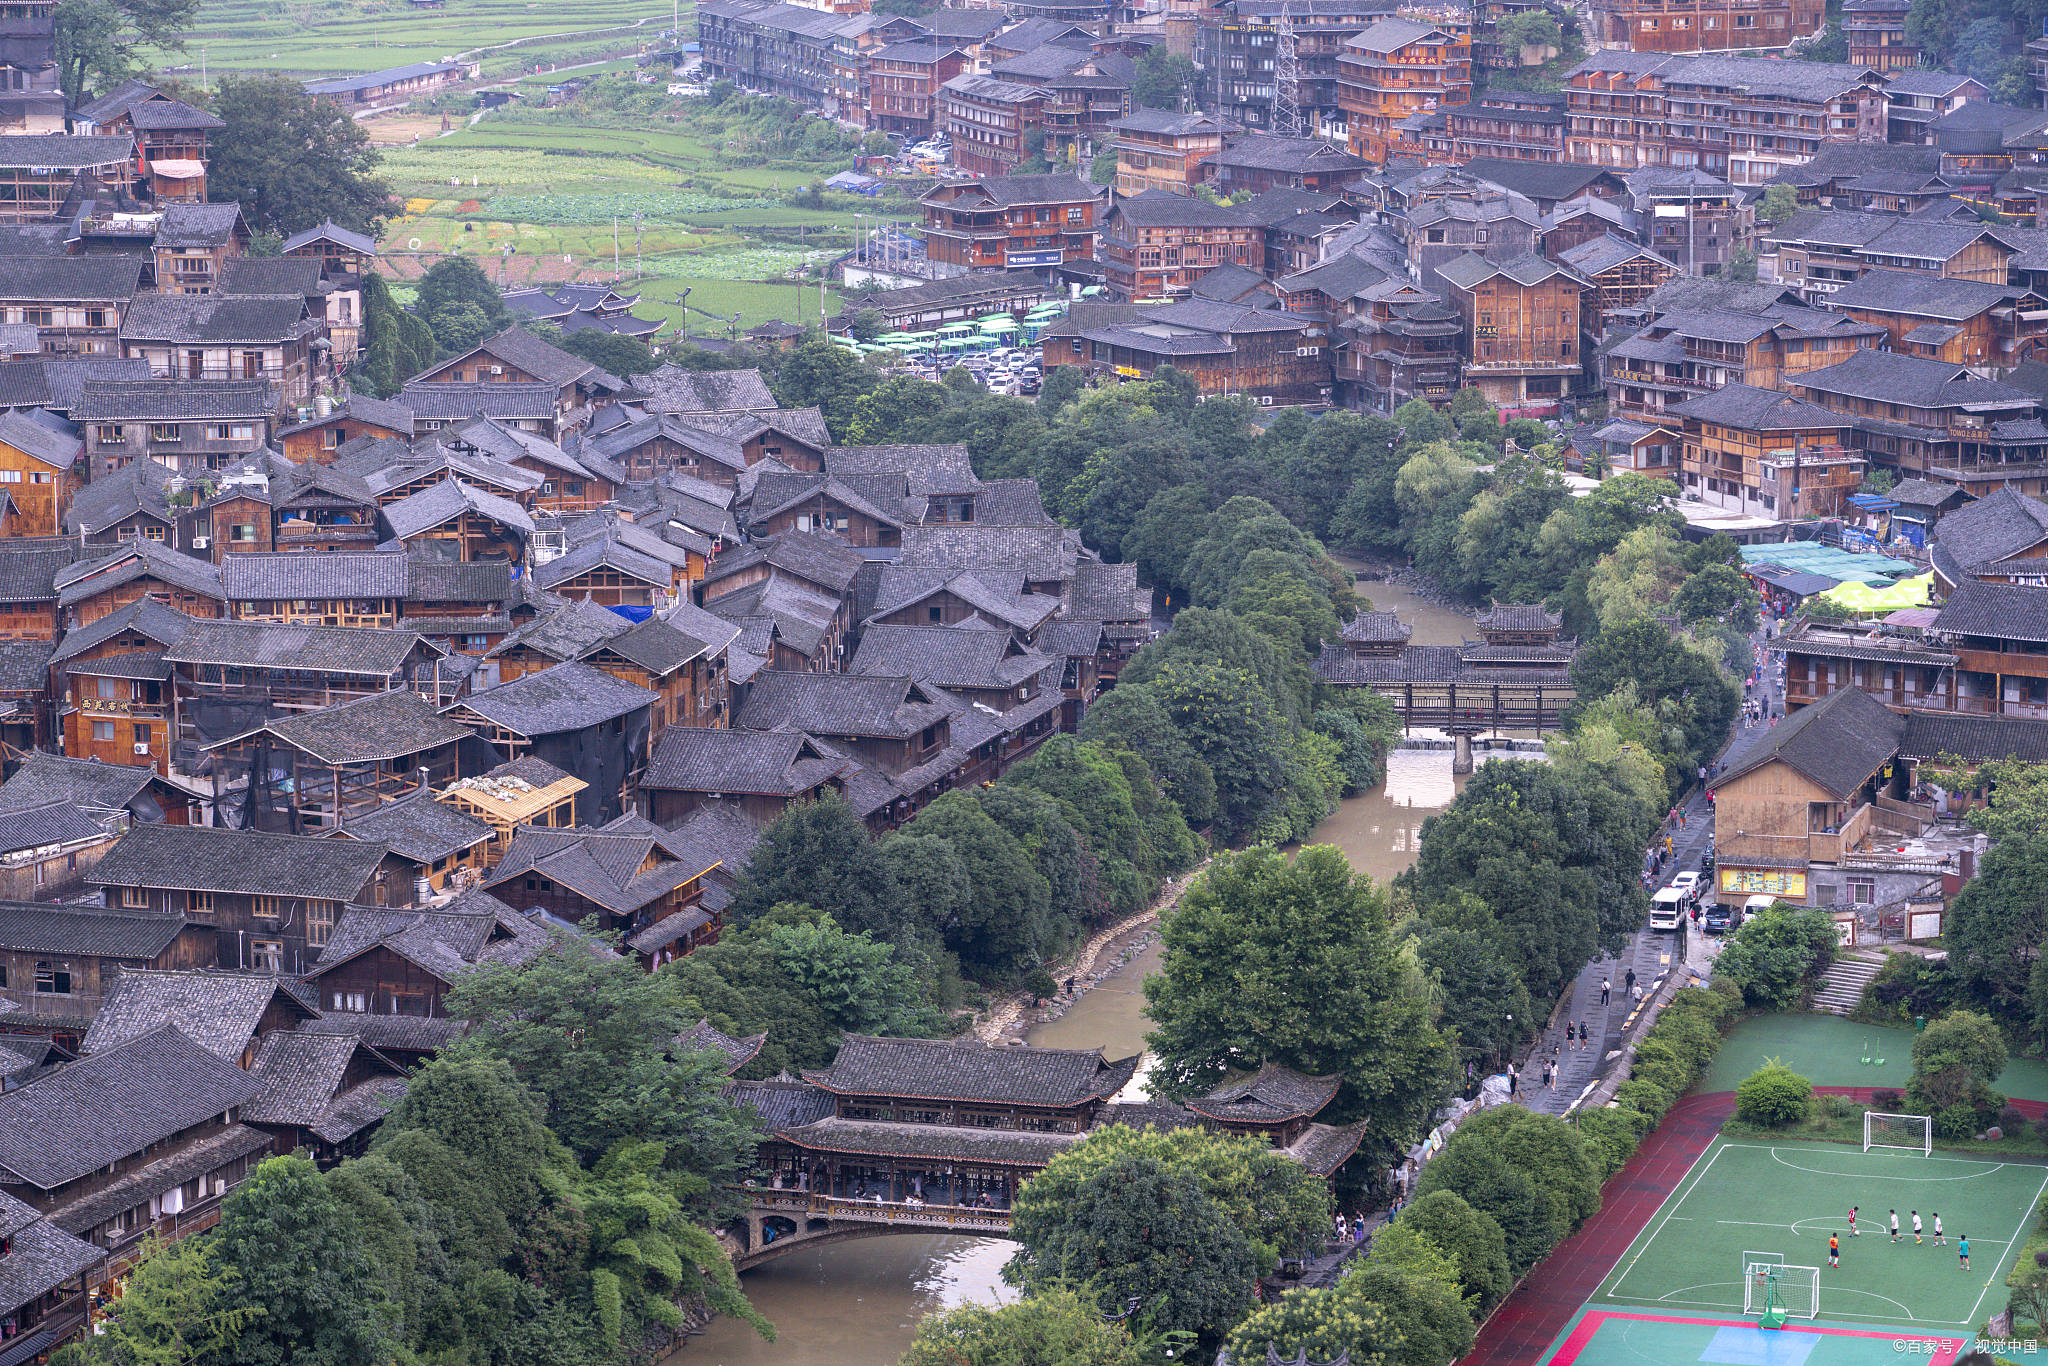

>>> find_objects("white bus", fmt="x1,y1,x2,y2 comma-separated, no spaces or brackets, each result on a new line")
1649,887,1687,932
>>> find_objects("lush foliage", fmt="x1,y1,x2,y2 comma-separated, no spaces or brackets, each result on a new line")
1145,845,1458,1166
207,76,390,236
898,1289,1152,1366
350,272,437,399
1006,1126,1330,1343
1908,1009,2009,1132
1735,1062,1814,1127
1714,902,1838,1010
1945,827,2048,1024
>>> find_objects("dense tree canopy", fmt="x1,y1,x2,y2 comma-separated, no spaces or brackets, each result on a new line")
207,76,391,237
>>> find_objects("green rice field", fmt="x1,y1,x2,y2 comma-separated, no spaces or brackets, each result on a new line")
161,0,682,77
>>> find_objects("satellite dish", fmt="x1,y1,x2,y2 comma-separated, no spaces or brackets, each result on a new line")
408,238,421,249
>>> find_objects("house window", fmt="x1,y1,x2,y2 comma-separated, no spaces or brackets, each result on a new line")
21,308,50,326
251,939,283,973
0,470,20,483
85,309,106,329
230,523,257,542
1848,877,1875,905
94,425,125,443
188,891,214,915
208,424,255,441
331,990,367,1012
33,962,70,994
121,886,149,908
307,901,334,946
149,423,181,443
133,723,151,753
253,896,284,920
241,351,264,379
928,605,943,622
92,720,115,741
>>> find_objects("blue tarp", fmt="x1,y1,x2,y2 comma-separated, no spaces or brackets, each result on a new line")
607,604,654,622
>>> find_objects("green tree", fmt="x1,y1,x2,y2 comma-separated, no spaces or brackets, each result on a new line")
1735,1062,1813,1127
1079,685,1219,827
1412,920,1535,1067
1037,363,1085,415
1946,828,2048,1020
895,790,1055,978
1224,1229,1474,1366
1908,1009,2008,1117
1007,1126,1328,1311
1759,183,1801,224
428,300,495,356
1715,902,1838,1010
730,792,904,938
349,272,436,397
441,934,757,1200
555,327,656,378
1009,1151,1256,1341
211,1156,400,1366
1138,662,1294,841
1568,616,1738,771
1397,1189,1513,1313
56,1236,261,1366
416,255,507,340
898,1289,1150,1366
1132,46,1200,108
773,335,881,437
55,0,199,126
206,75,391,236
847,307,886,342
1147,845,1457,1162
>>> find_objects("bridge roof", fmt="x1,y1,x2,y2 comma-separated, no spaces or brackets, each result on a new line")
1187,1064,1342,1125
801,1035,1140,1109
776,1116,1082,1168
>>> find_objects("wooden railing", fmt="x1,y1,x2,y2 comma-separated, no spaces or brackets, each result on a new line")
748,1189,1012,1233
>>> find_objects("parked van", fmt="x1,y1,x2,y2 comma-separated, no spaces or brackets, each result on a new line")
1650,886,1687,932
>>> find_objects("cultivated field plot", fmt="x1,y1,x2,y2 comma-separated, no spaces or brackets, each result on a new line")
1594,1139,2044,1331
164,0,676,76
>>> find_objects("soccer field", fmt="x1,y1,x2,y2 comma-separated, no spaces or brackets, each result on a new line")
1594,1139,2047,1330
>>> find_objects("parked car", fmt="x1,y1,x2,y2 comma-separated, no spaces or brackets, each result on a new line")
1703,901,1747,934
1669,870,1703,902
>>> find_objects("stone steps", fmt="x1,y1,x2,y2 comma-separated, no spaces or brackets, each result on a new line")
1812,950,1885,1015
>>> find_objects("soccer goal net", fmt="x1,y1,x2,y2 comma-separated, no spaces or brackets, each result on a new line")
1744,1260,1819,1322
1864,1110,1933,1156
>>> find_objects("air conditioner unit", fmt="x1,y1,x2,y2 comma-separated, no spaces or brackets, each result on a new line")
488,364,504,376
190,535,209,549
133,743,150,755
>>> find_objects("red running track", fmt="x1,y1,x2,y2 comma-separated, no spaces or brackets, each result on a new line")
1457,1087,2047,1366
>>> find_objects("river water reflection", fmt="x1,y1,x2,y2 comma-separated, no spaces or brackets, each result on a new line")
671,569,1483,1366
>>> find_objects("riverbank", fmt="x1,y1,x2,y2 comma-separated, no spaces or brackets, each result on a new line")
972,862,1207,1047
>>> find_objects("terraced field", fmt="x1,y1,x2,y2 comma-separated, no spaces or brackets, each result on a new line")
161,0,679,78
375,115,917,332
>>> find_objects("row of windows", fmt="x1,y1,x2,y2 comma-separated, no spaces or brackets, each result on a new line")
95,423,258,443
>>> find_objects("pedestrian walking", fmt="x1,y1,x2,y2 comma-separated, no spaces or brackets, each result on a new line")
1933,1213,1944,1246
1625,968,1637,993
1630,982,1643,1005
1576,1020,1587,1051
1334,1212,1347,1243
1890,1210,1900,1243
1601,976,1611,1005
1912,1211,1922,1245
1507,1062,1518,1097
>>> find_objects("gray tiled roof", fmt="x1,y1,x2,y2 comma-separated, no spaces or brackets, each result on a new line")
1717,683,1904,800
1898,710,2048,763
218,256,322,298
898,524,1077,579
297,1011,467,1053
83,968,310,1061
641,726,848,795
310,898,548,979
491,596,631,662
1186,1063,1340,1123
451,660,655,735
0,752,155,817
380,478,536,539
1668,383,1850,432
1201,133,1367,174
336,786,495,863
802,1034,1140,1106
0,409,80,470
63,461,171,535
72,378,276,420
0,538,84,604
264,688,474,765
398,381,558,422
222,550,410,600
1794,348,2033,411
703,530,862,595
163,619,428,675
1934,576,2048,643
458,326,607,389
0,1194,102,1315
0,800,110,856
850,624,1052,690
88,823,387,900
120,292,306,344
678,1018,767,1075
1825,269,2013,321
0,902,187,957
626,365,776,414
241,1029,404,1136
45,597,194,666
281,221,379,256
153,203,246,250
0,254,142,302
737,670,953,739
484,822,717,916
0,1026,261,1190
1929,487,2048,580
54,541,223,607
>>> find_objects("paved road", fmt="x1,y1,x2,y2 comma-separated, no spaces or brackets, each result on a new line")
1512,609,1787,1114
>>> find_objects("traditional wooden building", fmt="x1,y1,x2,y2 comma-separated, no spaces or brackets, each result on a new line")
0,802,119,902
1197,135,1368,197
1603,298,1883,423
436,755,586,853
1762,210,2020,303
1314,602,1576,730
483,816,724,965
377,480,534,564
1556,234,1677,320
76,379,275,479
1336,18,1472,164
299,896,550,1026
1842,0,1915,68
942,75,1050,178
1791,350,2048,495
0,135,133,223
1669,383,1862,521
442,662,657,824
87,821,406,976
1039,298,1334,407
1824,271,2048,369
1443,89,1565,164
1100,191,1261,301
1110,109,1238,197
1437,252,1585,413
0,410,81,539
0,901,214,1035
53,540,225,628
920,173,1103,272
240,1029,409,1164
276,395,414,464
47,598,193,775
868,41,970,140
